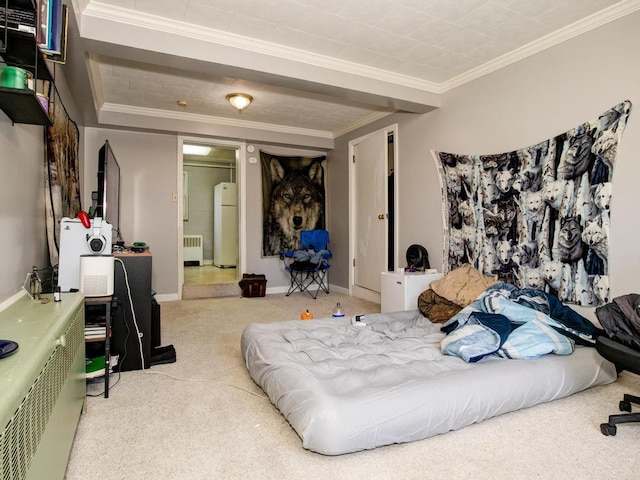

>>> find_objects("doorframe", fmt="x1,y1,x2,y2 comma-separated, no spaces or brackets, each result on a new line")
177,136,246,299
348,124,399,302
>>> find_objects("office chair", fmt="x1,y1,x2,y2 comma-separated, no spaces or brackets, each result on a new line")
280,230,331,299
595,336,640,436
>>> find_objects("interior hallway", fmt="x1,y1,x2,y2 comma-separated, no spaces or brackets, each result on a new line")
182,265,239,299
184,265,237,285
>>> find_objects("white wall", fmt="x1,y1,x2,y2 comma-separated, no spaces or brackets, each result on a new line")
0,68,82,306
332,11,640,319
83,128,179,296
0,121,49,304
81,130,326,298
244,143,328,288
6,10,637,307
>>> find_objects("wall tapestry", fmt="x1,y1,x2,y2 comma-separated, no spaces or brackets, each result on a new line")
45,87,81,266
433,100,631,307
261,151,326,257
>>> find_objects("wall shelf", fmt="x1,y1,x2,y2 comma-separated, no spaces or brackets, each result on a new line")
0,1,54,125
0,85,51,124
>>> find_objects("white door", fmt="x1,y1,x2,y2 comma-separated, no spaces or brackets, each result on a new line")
352,129,390,293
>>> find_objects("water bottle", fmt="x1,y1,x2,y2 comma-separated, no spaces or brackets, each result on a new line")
332,302,345,318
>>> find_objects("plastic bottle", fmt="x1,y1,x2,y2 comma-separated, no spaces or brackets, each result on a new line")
332,302,345,318
300,309,314,320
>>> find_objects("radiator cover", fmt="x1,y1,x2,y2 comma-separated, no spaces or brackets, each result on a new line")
0,293,85,480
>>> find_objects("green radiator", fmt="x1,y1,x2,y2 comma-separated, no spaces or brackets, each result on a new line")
0,293,86,480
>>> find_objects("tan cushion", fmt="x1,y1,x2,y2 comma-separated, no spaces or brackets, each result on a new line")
429,264,498,307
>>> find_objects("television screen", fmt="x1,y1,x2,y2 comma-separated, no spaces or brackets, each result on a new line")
96,140,120,242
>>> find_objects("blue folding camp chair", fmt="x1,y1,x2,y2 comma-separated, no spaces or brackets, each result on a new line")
280,230,332,299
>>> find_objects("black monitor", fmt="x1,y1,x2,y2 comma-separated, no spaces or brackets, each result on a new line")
96,140,121,242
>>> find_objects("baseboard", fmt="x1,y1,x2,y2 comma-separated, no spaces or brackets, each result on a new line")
266,283,350,296
155,293,179,302
329,284,349,295
164,283,354,301
350,285,381,304
266,286,289,295
0,290,29,313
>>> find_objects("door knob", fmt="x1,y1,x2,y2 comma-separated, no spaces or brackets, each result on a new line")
378,214,385,220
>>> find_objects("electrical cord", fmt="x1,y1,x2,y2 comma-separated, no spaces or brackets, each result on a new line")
114,258,144,370
142,370,268,399
113,257,267,399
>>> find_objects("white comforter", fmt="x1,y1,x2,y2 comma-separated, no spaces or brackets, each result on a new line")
241,310,615,455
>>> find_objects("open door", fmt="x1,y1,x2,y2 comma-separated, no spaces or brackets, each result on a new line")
349,125,397,300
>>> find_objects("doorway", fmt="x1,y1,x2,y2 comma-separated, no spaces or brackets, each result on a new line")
349,125,398,303
181,140,240,292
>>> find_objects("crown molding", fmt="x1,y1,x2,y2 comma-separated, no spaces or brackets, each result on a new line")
99,103,335,139
332,111,393,139
439,0,640,93
85,53,104,112
83,1,441,94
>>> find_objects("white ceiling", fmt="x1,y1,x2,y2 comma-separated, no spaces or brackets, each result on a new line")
67,0,640,143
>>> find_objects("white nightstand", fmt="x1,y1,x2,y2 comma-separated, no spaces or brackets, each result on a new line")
380,271,444,313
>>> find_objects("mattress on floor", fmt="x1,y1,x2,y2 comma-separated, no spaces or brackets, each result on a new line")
241,310,616,455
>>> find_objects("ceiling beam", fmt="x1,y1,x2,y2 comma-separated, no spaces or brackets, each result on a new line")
77,3,440,115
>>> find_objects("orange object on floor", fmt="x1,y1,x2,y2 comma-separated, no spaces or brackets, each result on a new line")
300,309,314,320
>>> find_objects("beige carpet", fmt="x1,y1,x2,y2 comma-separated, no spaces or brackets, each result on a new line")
65,292,640,480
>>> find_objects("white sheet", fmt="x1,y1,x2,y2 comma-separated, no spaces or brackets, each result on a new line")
241,310,616,455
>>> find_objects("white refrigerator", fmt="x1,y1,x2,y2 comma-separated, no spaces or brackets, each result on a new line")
214,182,238,267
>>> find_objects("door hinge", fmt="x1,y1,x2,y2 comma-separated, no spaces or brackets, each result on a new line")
353,258,356,267
352,155,356,163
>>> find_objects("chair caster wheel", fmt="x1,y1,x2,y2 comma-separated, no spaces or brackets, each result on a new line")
619,400,632,412
600,423,617,436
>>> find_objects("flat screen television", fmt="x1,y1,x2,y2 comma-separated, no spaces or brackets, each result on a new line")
96,140,121,242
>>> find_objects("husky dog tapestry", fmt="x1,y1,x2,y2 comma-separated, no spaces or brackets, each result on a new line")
433,100,631,307
261,151,327,257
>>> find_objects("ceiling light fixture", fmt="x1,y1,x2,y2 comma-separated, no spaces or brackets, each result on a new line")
226,93,253,112
183,145,212,156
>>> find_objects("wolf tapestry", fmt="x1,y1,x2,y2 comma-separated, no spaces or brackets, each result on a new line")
434,100,631,307
261,151,327,257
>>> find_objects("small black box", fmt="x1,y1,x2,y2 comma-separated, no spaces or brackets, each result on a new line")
239,273,267,297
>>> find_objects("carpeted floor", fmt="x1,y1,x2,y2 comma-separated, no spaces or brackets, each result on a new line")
65,292,640,480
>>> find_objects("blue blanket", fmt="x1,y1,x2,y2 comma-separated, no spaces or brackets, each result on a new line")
441,283,604,362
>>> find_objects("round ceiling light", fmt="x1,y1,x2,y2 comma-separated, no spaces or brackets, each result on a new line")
226,93,253,112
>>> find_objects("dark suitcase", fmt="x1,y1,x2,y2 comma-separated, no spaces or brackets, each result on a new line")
239,273,267,297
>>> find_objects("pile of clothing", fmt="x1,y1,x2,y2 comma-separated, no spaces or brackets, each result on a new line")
440,283,604,362
290,247,331,271
596,294,640,350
